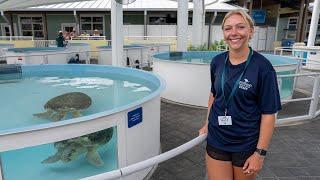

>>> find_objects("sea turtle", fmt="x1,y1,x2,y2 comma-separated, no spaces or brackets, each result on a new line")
34,92,92,121
42,128,114,167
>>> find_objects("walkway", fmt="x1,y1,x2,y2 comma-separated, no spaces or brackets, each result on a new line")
150,99,320,180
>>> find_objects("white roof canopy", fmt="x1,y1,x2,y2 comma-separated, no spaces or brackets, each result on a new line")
14,0,246,12
0,0,89,11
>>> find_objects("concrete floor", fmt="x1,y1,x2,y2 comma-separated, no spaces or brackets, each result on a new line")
150,71,320,180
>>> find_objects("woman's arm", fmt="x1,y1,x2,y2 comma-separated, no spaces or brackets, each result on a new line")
243,114,276,175
199,93,215,135
256,114,276,150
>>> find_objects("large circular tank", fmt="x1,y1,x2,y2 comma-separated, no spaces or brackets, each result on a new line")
6,47,68,64
153,51,298,107
97,44,170,68
0,64,165,180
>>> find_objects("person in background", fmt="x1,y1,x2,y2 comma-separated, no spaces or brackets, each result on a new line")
64,32,71,40
199,9,281,180
68,54,80,64
56,31,65,47
93,29,100,36
70,29,77,39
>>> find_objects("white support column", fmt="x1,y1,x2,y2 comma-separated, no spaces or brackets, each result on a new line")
307,0,320,47
73,10,80,36
144,10,148,38
111,0,124,66
177,0,188,51
192,0,204,47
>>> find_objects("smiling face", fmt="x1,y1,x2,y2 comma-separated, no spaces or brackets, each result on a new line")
222,14,253,51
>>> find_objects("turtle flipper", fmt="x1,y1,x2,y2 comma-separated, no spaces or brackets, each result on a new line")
51,112,67,121
71,111,82,118
42,153,61,164
86,148,104,167
33,109,54,119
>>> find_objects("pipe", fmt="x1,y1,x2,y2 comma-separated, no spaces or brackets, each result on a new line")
1,11,12,39
208,11,217,49
144,10,148,39
307,0,320,46
177,0,188,51
73,10,79,36
81,134,207,180
0,11,9,24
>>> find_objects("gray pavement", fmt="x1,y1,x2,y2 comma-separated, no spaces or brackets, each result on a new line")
149,69,320,180
150,97,320,180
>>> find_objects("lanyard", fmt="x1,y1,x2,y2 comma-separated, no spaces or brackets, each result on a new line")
221,47,253,115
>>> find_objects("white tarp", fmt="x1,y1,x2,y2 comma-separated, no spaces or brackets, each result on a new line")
0,0,90,11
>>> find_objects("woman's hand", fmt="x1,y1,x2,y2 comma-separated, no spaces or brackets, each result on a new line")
199,123,208,135
242,152,265,176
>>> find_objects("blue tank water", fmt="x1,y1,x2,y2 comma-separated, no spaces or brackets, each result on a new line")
7,47,66,53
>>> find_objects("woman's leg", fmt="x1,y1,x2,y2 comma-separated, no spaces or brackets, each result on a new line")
233,166,256,180
206,153,233,180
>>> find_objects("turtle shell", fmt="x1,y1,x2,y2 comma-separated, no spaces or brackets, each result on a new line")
44,92,91,111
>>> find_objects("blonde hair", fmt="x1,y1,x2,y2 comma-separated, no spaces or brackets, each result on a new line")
221,10,255,29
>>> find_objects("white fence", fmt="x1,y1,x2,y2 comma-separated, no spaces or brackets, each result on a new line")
123,25,275,51
33,40,56,47
0,36,33,41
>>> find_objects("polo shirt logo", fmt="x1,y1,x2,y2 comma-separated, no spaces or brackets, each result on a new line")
239,78,252,90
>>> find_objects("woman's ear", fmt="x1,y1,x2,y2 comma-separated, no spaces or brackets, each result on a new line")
249,28,254,40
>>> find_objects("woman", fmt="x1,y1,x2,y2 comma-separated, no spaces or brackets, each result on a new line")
199,10,281,180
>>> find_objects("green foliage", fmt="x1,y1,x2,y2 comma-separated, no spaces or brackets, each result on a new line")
188,40,227,51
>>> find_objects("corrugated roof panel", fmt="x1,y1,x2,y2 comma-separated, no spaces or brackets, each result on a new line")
62,2,76,8
205,2,246,12
68,1,83,8
39,4,56,8
27,0,246,12
100,0,110,9
56,3,73,8
85,1,95,9
91,0,104,8
0,0,89,10
75,0,92,8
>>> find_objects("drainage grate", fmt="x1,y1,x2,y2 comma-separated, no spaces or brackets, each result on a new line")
0,64,22,83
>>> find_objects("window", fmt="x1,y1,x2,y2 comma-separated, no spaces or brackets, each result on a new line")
149,17,166,25
288,18,297,30
80,15,104,36
149,14,177,25
19,16,45,39
306,18,320,42
286,18,297,39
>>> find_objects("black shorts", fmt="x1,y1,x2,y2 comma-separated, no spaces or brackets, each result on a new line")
206,144,255,167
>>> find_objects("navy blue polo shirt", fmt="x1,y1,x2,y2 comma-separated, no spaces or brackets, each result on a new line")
207,50,281,152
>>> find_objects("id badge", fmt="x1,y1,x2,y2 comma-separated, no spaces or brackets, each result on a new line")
218,116,232,125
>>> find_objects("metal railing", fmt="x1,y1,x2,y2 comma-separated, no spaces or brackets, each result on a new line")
81,134,207,180
79,71,320,180
124,36,177,41
277,72,320,124
274,46,320,56
33,40,56,48
71,36,107,40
